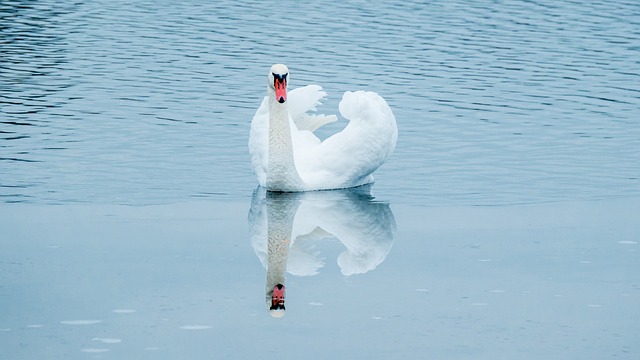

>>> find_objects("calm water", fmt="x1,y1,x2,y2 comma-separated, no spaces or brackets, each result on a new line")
1,0,640,359
2,0,638,206
2,196,638,359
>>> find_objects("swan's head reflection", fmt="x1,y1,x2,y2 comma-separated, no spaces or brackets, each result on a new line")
248,185,396,316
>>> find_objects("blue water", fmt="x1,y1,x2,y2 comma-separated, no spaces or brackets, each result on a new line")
2,0,638,206
1,1,640,359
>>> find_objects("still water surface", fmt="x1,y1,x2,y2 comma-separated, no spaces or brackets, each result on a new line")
2,0,638,205
1,0,639,359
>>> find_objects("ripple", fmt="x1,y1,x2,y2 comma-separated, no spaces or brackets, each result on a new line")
179,325,212,330
93,337,122,344
112,309,137,314
60,320,102,325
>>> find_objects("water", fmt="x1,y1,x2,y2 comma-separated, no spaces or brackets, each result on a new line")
2,0,638,206
2,195,638,358
1,0,639,358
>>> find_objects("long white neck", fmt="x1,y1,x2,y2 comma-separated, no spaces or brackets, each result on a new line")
267,88,304,190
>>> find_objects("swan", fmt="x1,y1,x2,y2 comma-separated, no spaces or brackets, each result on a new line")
249,64,398,192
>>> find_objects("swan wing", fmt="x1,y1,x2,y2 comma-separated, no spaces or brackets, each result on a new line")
295,91,397,188
289,85,337,132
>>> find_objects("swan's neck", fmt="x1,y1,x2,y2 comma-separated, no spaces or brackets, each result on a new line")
267,90,304,190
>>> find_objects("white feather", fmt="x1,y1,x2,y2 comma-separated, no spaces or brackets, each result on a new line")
249,65,397,191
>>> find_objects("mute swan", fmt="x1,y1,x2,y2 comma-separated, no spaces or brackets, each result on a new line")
249,64,398,192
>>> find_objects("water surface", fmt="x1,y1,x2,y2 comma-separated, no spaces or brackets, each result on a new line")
1,197,638,359
2,0,638,206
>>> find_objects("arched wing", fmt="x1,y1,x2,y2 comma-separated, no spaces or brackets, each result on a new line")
299,91,397,187
289,85,338,132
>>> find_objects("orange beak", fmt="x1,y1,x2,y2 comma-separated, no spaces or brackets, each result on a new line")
274,77,287,103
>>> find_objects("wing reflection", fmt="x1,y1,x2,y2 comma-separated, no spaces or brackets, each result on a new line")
248,185,396,317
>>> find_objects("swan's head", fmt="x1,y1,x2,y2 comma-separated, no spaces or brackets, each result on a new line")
268,64,289,104
269,283,285,317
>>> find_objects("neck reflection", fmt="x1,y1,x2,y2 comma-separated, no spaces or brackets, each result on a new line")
248,185,396,317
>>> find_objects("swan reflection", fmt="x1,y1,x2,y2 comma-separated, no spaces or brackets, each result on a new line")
248,185,396,317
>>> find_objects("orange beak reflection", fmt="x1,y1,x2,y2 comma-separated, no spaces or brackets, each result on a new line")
270,284,285,310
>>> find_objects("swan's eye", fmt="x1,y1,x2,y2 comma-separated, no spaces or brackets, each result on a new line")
272,73,287,81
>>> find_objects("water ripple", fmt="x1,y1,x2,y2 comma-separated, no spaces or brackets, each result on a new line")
1,0,639,205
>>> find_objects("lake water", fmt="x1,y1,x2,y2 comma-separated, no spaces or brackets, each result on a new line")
1,0,639,359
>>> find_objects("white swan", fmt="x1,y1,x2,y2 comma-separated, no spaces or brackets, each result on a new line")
249,64,398,192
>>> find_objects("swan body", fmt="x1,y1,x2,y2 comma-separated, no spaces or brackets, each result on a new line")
249,64,397,192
